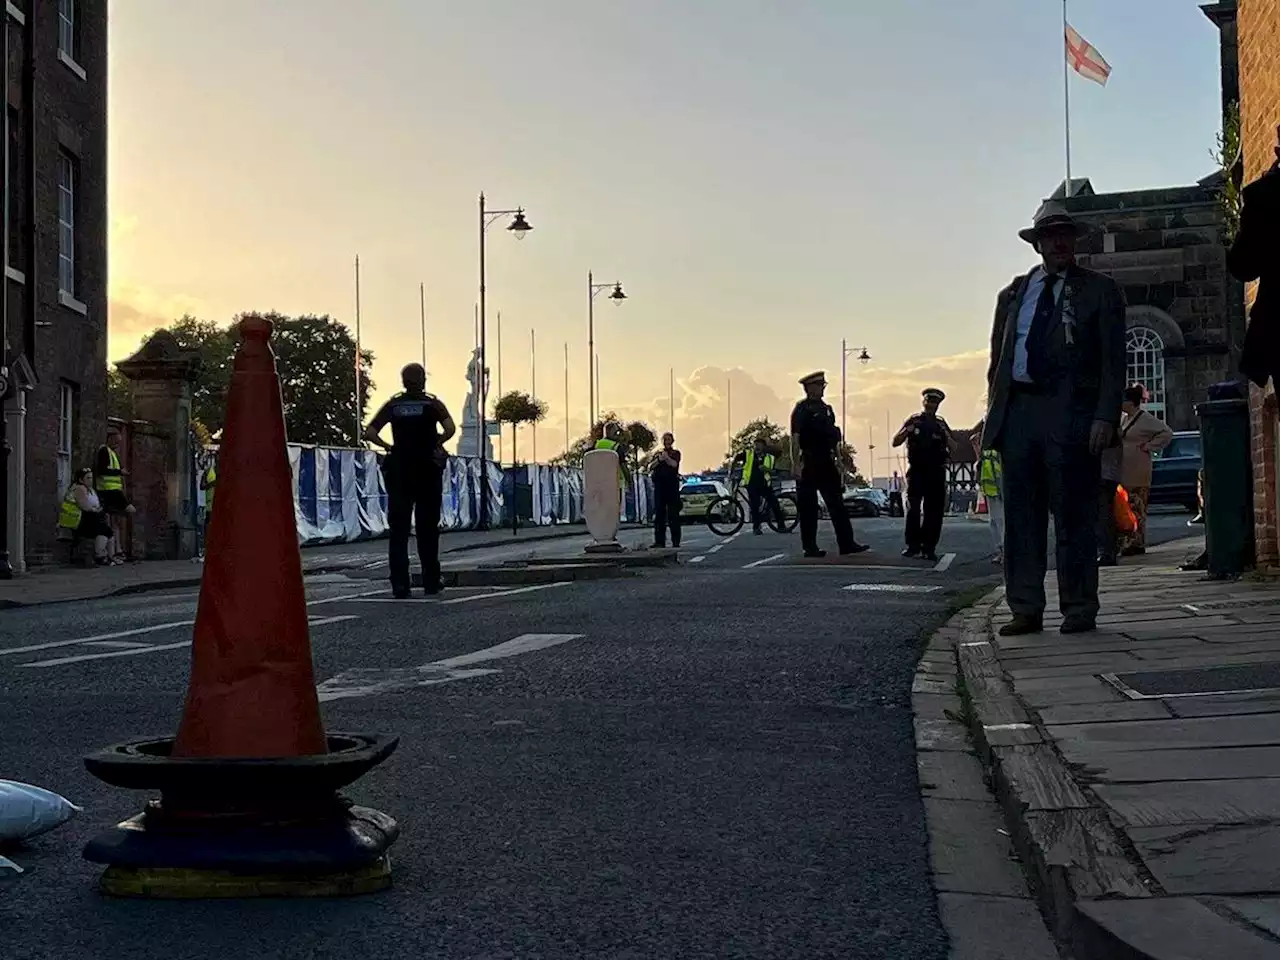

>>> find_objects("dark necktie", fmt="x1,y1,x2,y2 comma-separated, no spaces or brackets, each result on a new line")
1025,274,1059,384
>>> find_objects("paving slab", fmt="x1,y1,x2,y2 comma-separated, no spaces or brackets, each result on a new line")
1094,778,1280,828
914,718,972,752
1050,714,1280,754
1129,824,1280,896
1077,897,1280,960
1071,745,1280,784
1037,700,1174,726
1165,692,1280,719
1215,897,1280,939
924,798,1028,897
917,751,990,801
911,693,963,722
936,894,1060,960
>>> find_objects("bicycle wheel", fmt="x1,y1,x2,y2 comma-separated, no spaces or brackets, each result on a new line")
769,493,800,533
705,496,745,536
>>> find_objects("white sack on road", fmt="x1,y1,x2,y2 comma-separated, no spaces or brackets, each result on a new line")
0,780,82,843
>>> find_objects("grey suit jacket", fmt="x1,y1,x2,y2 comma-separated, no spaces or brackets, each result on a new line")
981,263,1126,452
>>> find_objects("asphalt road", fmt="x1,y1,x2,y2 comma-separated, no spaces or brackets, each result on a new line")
0,509,1197,959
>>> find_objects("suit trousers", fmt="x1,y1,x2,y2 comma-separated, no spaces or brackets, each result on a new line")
905,466,947,552
1097,481,1119,564
1000,390,1101,621
653,486,682,548
387,463,444,593
797,458,854,553
747,481,784,532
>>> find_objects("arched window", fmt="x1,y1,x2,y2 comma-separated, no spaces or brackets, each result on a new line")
1125,327,1166,418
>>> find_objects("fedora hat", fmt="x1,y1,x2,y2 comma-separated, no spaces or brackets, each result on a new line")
1018,200,1086,244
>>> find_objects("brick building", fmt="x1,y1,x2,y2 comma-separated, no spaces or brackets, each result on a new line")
1059,176,1243,432
2,0,108,571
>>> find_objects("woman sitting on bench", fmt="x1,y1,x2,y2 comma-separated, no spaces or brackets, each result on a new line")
57,467,113,566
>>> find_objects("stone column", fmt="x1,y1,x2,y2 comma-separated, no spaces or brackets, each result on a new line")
117,331,200,560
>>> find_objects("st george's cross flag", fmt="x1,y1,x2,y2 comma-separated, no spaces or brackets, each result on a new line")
1065,23,1111,86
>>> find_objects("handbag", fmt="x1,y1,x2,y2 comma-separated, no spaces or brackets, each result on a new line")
1113,486,1138,534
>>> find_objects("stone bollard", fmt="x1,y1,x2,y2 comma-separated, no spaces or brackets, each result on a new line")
583,448,621,551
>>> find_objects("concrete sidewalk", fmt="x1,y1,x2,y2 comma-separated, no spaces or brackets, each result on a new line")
954,535,1280,958
0,523,599,609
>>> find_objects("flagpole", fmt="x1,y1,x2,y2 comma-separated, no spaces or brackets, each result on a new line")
354,255,362,446
563,342,570,455
1062,0,1072,196
419,282,426,369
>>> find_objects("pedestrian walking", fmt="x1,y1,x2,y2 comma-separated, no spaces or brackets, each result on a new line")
982,200,1126,635
364,363,456,598
731,436,786,535
887,471,904,517
972,423,1004,565
789,371,866,558
1117,383,1172,557
650,432,683,548
893,388,954,562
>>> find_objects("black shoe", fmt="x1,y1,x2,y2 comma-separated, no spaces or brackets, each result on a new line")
753,529,764,536
1188,514,1204,526
423,579,444,596
1060,616,1097,635
1120,545,1146,557
392,587,412,600
803,548,827,558
840,542,871,555
902,547,920,558
999,615,1043,637
1097,555,1117,567
922,551,940,563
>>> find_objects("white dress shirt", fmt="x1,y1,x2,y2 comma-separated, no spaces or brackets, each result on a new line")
1012,266,1067,383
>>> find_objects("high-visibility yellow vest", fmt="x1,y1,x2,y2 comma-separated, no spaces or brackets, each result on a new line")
58,487,81,530
98,447,123,491
979,451,1003,498
594,439,617,452
742,451,774,485
204,465,216,510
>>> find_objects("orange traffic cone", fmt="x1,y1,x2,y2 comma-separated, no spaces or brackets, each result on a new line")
976,495,988,515
174,315,327,758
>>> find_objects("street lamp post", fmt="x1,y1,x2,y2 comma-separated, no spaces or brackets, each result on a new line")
478,192,531,530
587,273,627,428
840,339,871,466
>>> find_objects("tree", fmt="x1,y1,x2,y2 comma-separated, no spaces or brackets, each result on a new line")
106,368,131,421
153,312,374,446
492,391,548,464
720,416,867,485
548,413,658,470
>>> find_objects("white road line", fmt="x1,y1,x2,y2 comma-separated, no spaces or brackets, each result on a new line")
82,640,156,649
743,553,786,569
439,582,570,605
346,597,442,604
17,616,361,669
843,584,941,593
708,544,725,554
690,555,706,563
0,620,196,657
317,633,583,702
933,553,956,572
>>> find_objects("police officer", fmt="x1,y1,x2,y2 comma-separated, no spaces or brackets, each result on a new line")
732,436,785,535
893,387,954,562
789,371,866,558
364,363,456,598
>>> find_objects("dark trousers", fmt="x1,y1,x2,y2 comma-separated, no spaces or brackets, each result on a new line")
904,467,947,553
1000,391,1101,621
747,481,784,532
654,487,682,548
888,490,904,517
1097,481,1119,563
797,458,854,553
387,464,444,593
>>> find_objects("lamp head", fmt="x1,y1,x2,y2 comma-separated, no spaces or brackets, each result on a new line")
508,209,532,239
858,348,871,364
609,282,627,304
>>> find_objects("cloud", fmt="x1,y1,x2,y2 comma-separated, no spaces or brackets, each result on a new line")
108,282,205,360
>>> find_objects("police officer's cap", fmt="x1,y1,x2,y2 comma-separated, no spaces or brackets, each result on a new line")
798,371,826,386
923,387,945,403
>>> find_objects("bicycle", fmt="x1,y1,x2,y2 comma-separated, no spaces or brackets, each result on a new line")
705,475,799,537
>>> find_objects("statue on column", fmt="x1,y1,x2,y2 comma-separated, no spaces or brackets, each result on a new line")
456,347,495,460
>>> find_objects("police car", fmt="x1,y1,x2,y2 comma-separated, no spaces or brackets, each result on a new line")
678,479,732,519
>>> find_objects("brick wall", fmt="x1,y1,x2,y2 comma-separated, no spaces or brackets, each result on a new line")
3,0,109,565
1238,0,1280,564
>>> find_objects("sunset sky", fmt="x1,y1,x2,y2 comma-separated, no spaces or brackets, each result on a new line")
107,0,1225,471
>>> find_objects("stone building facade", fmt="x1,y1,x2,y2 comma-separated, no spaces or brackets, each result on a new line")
2,0,108,570
1060,177,1242,432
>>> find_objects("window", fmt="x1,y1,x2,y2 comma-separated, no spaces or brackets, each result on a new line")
57,151,76,297
57,0,76,61
57,383,75,496
1125,326,1166,420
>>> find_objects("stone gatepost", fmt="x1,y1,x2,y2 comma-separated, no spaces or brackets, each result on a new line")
117,332,201,560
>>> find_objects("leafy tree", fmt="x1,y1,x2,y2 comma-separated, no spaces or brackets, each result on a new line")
547,413,657,471
106,368,131,421
152,312,374,446
493,390,548,465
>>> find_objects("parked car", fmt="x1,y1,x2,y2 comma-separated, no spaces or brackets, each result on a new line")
1148,430,1201,512
678,479,737,523
843,487,885,518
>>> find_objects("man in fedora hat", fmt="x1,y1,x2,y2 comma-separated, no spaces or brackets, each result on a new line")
981,200,1126,635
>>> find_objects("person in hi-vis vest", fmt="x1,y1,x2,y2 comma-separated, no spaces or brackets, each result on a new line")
95,425,136,564
731,436,786,535
594,422,630,515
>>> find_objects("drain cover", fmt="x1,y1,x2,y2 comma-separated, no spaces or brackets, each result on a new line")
1105,661,1280,699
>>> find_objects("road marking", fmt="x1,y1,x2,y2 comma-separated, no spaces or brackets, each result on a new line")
842,583,940,593
82,640,156,649
307,590,387,606
690,556,706,563
346,597,443,604
17,616,361,669
933,553,956,572
708,544,724,553
0,620,196,657
317,633,583,702
439,582,570,605
743,553,785,569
